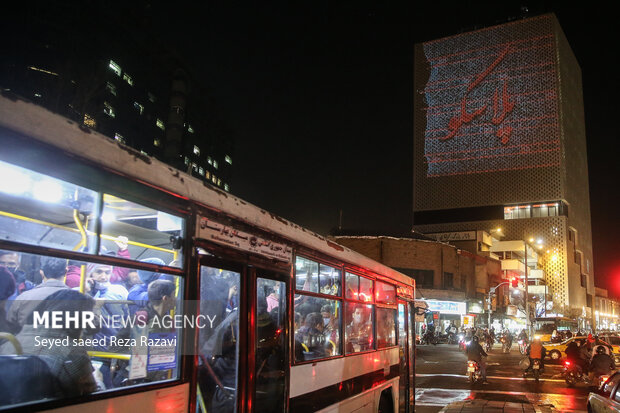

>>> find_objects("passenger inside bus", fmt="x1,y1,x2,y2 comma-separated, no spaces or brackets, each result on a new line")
345,304,373,353
0,289,100,397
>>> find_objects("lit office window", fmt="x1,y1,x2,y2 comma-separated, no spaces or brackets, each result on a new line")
211,175,217,184
184,156,190,166
225,155,232,165
193,145,200,155
213,160,218,169
133,101,144,115
217,178,221,186
103,102,115,118
34,93,42,98
153,139,161,147
188,125,195,133
224,183,229,191
123,73,133,86
140,150,149,156
114,133,125,144
106,82,117,96
156,119,165,130
83,113,96,128
207,157,213,166
199,167,204,176
108,60,121,76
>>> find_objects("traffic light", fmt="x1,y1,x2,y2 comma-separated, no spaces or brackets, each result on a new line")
511,277,519,288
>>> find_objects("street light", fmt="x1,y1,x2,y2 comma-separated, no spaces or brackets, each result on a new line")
488,281,510,328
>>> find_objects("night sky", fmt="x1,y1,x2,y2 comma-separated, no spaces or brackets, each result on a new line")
9,2,620,294
149,1,619,294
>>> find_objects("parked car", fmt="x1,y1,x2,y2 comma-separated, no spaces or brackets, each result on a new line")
587,371,620,412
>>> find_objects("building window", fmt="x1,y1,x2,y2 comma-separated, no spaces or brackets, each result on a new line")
123,73,133,86
198,166,204,176
106,82,117,96
211,175,217,184
193,145,200,155
225,155,232,165
153,139,161,147
207,156,213,165
83,113,96,128
224,183,229,191
156,119,165,130
114,133,125,144
443,272,454,289
217,178,221,186
108,60,121,76
103,102,115,118
213,160,218,169
133,101,144,115
188,124,194,133
205,171,210,179
184,156,190,166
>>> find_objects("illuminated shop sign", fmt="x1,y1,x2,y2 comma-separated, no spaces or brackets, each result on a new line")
421,15,560,177
425,300,466,315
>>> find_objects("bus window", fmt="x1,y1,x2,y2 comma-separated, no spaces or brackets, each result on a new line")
344,302,374,353
294,297,341,361
0,250,183,408
345,272,373,302
319,263,341,296
295,256,319,293
0,160,98,253
375,281,396,305
198,265,240,413
100,194,184,268
256,277,286,413
376,307,397,348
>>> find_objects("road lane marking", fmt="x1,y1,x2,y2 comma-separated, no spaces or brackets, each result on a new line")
416,373,566,383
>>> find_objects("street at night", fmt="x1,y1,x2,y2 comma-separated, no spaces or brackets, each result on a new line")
415,343,588,412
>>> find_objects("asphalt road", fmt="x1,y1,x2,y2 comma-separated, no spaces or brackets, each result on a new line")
415,342,590,412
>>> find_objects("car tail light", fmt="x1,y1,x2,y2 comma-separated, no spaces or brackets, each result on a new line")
601,375,610,385
468,362,475,367
564,360,571,367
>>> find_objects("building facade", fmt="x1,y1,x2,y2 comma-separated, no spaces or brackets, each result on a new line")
412,14,594,324
331,235,507,332
0,2,233,192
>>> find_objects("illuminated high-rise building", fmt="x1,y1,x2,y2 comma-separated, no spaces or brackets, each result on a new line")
412,14,594,326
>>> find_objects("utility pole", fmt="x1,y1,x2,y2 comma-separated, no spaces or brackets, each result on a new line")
488,281,510,328
524,242,531,337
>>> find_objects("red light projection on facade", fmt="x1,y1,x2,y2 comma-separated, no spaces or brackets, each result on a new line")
422,18,561,177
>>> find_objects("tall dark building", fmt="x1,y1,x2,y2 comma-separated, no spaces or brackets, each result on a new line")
413,14,594,325
0,2,234,192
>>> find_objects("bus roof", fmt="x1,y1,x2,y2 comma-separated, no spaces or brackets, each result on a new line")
0,95,412,287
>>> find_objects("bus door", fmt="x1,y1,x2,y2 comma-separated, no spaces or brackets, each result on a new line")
398,301,414,413
251,270,288,413
196,260,245,413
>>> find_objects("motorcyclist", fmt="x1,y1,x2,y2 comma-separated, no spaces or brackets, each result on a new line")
466,335,488,383
502,329,513,350
489,327,496,343
591,336,613,360
525,337,546,375
565,339,581,365
590,345,616,382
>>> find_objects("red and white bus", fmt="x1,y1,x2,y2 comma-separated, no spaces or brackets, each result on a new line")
0,95,415,413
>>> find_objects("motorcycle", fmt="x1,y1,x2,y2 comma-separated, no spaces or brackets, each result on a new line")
522,358,544,382
421,331,437,345
484,338,492,353
467,360,483,384
518,339,528,355
458,334,467,351
563,360,586,386
501,337,512,353
531,359,542,382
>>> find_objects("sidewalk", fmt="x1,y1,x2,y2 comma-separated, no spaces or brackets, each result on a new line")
438,399,556,413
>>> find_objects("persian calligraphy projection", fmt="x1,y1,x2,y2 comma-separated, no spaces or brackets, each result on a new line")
413,14,570,211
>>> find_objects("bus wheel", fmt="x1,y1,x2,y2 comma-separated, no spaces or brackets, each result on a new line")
378,390,393,413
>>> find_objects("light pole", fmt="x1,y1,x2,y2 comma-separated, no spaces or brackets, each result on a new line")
488,281,510,328
524,242,531,337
